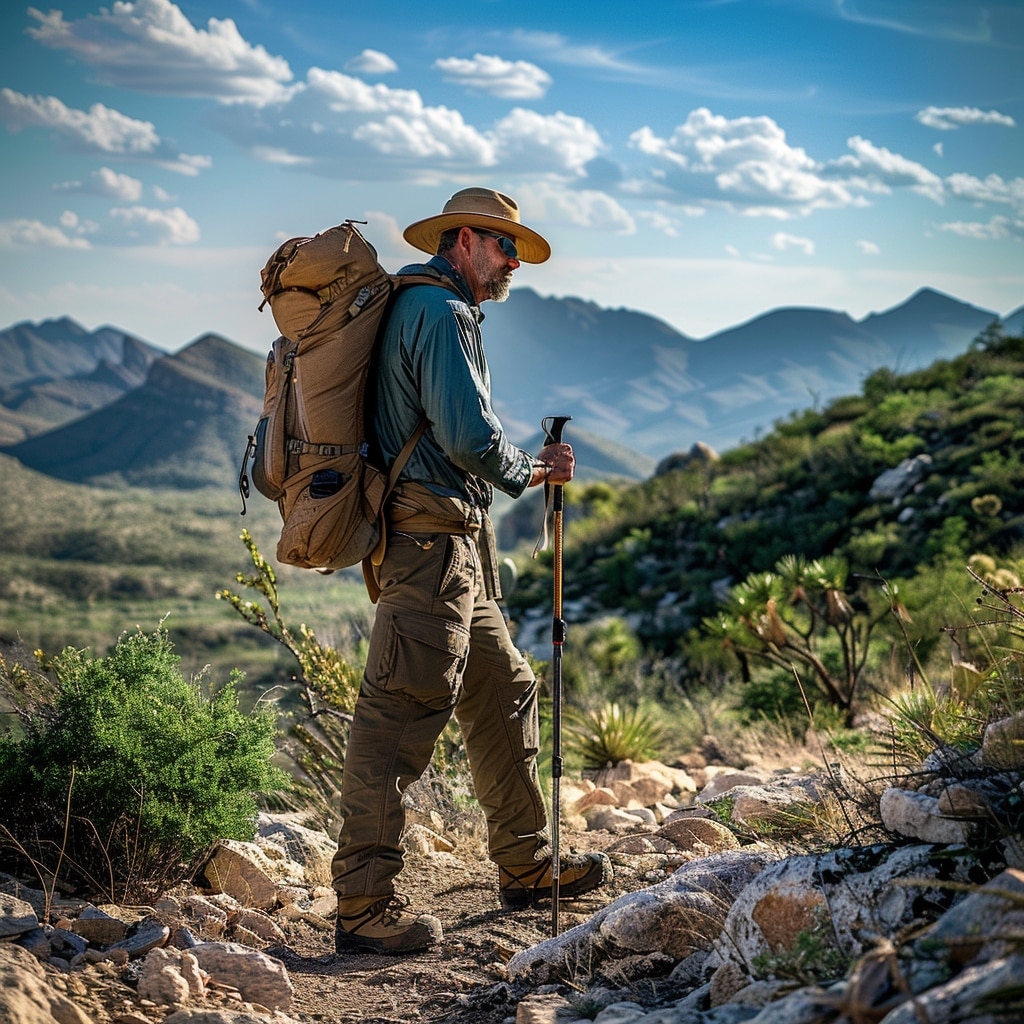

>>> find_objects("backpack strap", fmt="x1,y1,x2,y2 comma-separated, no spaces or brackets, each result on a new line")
385,416,428,498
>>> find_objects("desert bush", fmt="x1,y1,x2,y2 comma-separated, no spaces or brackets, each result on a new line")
0,624,283,902
564,700,663,769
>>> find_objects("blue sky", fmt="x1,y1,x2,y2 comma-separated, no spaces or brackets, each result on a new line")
1,0,1021,354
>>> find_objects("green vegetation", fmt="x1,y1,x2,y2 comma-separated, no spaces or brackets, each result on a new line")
564,701,663,769
0,625,283,902
0,455,369,699
510,325,1024,734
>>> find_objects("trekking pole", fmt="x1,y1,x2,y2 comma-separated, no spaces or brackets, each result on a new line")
541,414,571,937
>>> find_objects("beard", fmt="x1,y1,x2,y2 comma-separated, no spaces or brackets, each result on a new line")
471,247,514,302
487,269,513,303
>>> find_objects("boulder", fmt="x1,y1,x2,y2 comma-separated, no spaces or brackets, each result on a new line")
196,841,279,910
190,941,294,1011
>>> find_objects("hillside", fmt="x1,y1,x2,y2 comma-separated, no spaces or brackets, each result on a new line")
483,286,1004,455
0,318,163,444
2,288,1015,480
509,324,1024,679
3,334,265,488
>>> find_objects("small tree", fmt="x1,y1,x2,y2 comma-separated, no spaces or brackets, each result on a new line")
704,555,886,725
0,625,283,901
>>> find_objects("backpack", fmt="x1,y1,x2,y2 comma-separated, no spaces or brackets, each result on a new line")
238,220,457,572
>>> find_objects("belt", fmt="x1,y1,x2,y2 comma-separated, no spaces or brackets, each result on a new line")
386,498,482,536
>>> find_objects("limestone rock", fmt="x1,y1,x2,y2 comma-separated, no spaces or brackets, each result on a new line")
879,787,972,844
507,849,776,985
257,813,337,887
0,893,38,939
138,947,193,1007
981,710,1024,770
868,454,932,501
0,943,93,1024
657,816,739,855
69,905,128,946
697,768,772,802
716,844,989,974
190,941,294,1011
196,841,279,910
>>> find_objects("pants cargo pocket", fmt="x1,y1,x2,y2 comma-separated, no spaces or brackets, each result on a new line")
366,605,471,710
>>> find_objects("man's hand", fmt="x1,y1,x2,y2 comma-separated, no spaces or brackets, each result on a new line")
530,442,574,487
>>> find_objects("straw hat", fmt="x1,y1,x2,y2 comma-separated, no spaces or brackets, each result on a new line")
403,187,550,264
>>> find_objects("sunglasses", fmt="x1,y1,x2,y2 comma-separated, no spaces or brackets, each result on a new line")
472,229,518,261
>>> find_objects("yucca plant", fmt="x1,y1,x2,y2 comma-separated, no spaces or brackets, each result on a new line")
564,700,662,770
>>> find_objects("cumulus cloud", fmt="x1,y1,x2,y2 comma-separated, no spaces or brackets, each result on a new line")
214,69,604,182
514,182,635,233
109,205,201,244
939,215,1024,241
856,239,881,255
0,88,210,174
832,135,945,203
629,108,860,217
0,216,92,249
916,106,1016,130
946,172,1024,213
27,0,295,105
772,232,815,255
345,49,398,75
492,108,604,176
56,167,145,201
434,53,552,100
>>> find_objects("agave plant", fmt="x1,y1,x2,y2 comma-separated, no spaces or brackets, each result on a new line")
564,700,662,770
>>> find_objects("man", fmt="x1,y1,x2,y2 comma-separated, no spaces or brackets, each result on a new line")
331,188,611,955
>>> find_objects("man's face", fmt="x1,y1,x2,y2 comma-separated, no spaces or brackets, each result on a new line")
469,231,518,303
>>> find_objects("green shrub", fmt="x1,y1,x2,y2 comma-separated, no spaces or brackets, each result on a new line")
565,700,662,769
0,625,284,901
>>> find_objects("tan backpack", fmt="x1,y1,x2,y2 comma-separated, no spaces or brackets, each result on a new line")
238,220,457,572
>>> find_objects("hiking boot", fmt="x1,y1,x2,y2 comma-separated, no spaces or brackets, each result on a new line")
335,894,442,955
498,851,612,909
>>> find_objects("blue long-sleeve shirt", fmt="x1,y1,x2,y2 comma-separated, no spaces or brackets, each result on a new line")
373,256,534,507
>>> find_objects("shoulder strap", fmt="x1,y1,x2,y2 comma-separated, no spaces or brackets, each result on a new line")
385,416,428,499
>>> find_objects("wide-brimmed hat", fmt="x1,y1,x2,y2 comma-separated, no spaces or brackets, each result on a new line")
403,187,550,264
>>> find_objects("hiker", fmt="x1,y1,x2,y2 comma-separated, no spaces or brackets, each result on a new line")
332,188,612,955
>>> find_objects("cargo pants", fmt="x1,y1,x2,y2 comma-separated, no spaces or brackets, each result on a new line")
331,526,549,899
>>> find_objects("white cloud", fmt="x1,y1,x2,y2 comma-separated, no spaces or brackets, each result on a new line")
224,70,604,181
506,30,640,73
772,232,815,255
434,54,552,100
629,108,860,217
0,217,92,249
856,239,881,255
0,88,210,175
637,210,681,237
939,215,1024,241
56,167,145,201
915,106,1016,130
514,182,635,233
830,136,944,203
344,49,398,75
250,146,313,166
493,109,603,176
109,205,201,244
946,173,1024,213
27,0,295,105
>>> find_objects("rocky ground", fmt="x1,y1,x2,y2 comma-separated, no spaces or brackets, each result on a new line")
4,723,1024,1024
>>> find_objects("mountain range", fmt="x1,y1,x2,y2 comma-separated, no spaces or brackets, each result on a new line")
0,287,1020,491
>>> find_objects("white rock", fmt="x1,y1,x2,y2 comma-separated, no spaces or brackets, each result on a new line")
190,941,294,1010
879,787,972,844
